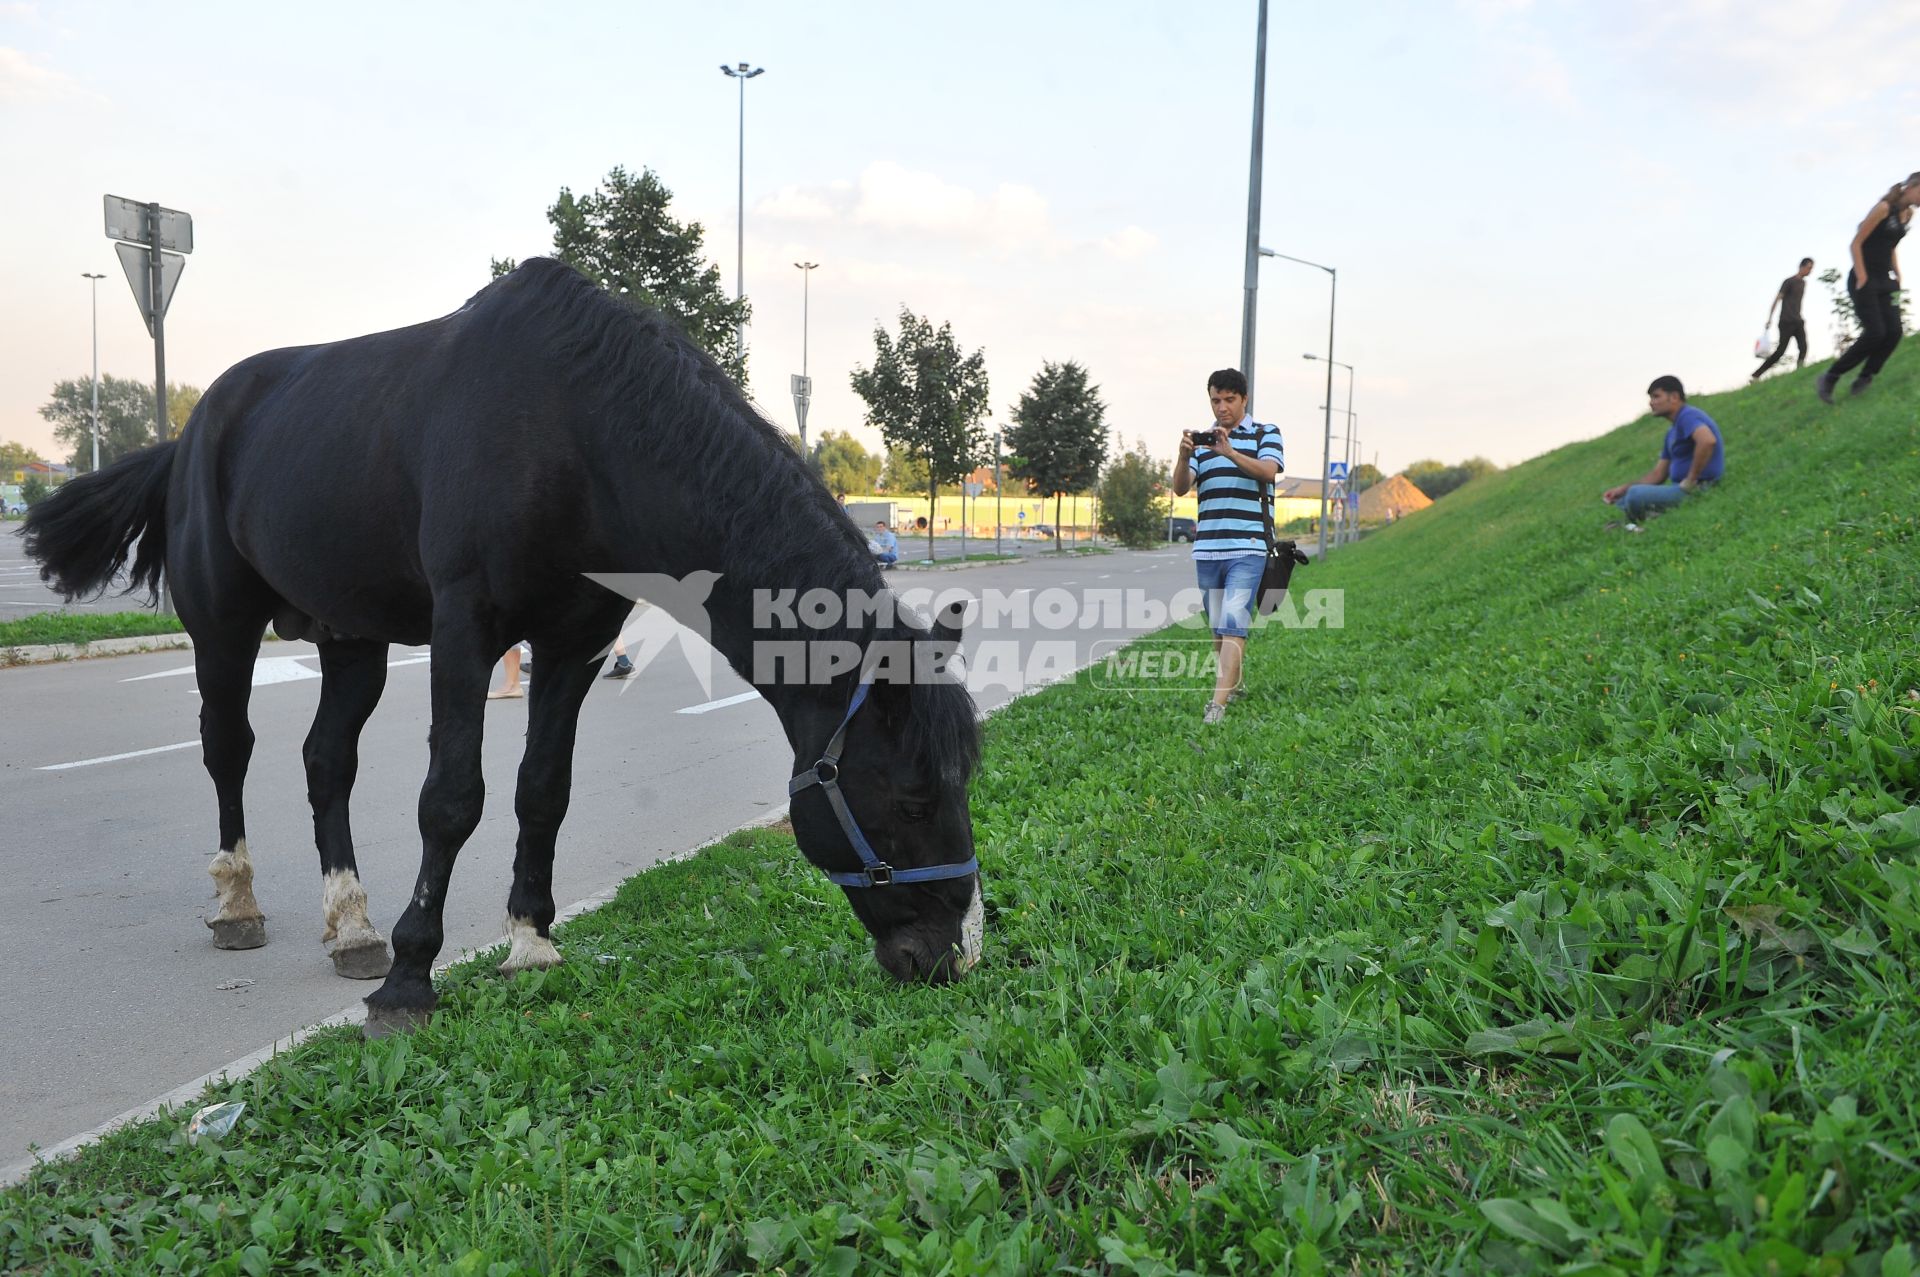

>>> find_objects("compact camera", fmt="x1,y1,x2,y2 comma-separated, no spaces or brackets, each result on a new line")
1189,429,1220,448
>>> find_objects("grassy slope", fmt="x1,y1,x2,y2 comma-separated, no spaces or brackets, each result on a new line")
6,355,1920,1274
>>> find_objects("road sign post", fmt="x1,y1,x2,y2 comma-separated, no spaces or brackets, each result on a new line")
105,194,192,614
789,373,812,444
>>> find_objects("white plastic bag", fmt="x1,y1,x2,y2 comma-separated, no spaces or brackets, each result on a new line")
1753,330,1774,358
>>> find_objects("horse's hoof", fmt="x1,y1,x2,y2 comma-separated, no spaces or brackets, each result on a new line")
207,917,267,950
362,1002,433,1039
330,938,392,980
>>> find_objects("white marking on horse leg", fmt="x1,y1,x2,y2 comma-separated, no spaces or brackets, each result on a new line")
206,839,263,924
957,878,984,973
498,915,562,974
320,868,385,951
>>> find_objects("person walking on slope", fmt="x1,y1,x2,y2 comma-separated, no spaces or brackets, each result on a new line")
1817,173,1919,404
1171,368,1284,726
1753,257,1814,379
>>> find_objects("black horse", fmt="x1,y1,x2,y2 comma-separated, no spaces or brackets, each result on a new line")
25,258,983,1035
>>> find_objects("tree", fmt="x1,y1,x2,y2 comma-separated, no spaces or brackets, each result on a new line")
810,430,882,498
494,165,750,384
1097,442,1169,548
1457,456,1499,484
169,382,203,436
1404,456,1500,500
41,375,157,471
1006,361,1109,549
850,309,990,560
0,440,41,474
879,449,930,495
21,475,47,507
1349,462,1385,493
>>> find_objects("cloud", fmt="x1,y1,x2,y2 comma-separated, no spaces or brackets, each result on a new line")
1099,225,1158,259
0,45,71,100
849,161,1054,249
755,185,836,222
1622,0,1920,118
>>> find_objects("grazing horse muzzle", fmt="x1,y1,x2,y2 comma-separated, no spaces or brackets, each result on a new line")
789,676,983,983
872,874,984,984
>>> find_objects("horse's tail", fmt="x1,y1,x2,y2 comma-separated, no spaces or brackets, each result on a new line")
22,439,179,604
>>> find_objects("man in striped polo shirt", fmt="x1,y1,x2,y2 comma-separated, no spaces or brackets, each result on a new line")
1171,368,1285,724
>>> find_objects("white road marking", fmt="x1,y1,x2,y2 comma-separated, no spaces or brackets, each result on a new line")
39,740,199,771
677,691,760,715
122,657,320,686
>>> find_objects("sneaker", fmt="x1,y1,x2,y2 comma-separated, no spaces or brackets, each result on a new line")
603,656,635,680
1849,373,1874,397
1816,372,1838,405
1624,523,1645,534
1201,702,1226,725
1227,686,1247,703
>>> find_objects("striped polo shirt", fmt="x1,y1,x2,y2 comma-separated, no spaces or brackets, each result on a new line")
1189,416,1285,558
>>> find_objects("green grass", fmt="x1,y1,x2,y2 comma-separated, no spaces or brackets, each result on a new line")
0,607,184,650
7,353,1920,1274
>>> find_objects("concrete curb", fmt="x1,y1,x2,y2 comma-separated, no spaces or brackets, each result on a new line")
0,631,192,667
0,803,795,1187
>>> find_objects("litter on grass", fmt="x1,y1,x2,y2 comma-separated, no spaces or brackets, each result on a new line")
186,1101,245,1145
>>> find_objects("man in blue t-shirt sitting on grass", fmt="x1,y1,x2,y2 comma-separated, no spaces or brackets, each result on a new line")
869,521,899,565
1601,375,1724,531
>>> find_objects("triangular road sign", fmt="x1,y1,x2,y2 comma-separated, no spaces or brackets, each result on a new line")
115,242,185,337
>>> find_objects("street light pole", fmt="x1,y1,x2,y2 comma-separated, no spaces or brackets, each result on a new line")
1265,252,1337,557
1304,351,1355,544
794,261,817,380
794,260,817,450
720,61,765,362
81,271,105,473
1238,0,1270,405
994,429,1004,559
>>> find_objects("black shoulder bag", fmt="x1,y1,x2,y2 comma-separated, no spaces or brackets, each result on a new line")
1256,438,1309,616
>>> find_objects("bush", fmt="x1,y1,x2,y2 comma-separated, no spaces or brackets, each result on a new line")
1096,444,1168,548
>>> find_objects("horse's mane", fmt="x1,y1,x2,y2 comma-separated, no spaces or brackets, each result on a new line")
469,259,979,783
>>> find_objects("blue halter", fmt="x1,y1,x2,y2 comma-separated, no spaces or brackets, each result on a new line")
787,677,980,889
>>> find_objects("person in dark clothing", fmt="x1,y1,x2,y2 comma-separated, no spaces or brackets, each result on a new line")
1818,173,1919,404
1753,257,1813,378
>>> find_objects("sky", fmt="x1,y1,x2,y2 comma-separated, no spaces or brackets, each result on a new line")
3,0,1918,480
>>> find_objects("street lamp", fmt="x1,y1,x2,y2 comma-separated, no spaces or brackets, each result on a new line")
1238,0,1270,402
794,261,817,448
1306,353,1357,545
1263,250,1338,558
720,61,765,360
81,271,105,473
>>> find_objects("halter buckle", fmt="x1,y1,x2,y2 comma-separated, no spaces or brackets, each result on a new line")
813,759,839,785
863,863,894,887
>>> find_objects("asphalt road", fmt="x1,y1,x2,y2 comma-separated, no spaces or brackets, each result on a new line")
0,546,1220,1169
0,521,152,618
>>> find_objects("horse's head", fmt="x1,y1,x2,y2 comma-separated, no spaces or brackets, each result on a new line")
787,601,982,983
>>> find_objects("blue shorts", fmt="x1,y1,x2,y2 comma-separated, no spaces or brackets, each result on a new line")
1195,554,1265,638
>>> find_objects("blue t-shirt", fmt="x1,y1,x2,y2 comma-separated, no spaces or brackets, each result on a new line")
1662,404,1724,485
1187,416,1286,558
871,529,898,553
